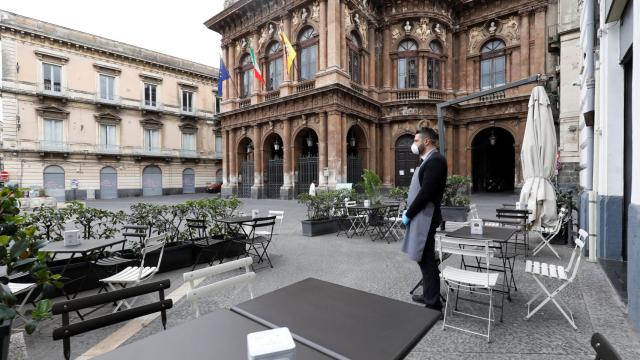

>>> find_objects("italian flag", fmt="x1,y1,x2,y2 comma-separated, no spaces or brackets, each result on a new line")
248,46,265,85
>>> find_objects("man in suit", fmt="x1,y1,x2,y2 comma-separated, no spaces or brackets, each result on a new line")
402,127,448,312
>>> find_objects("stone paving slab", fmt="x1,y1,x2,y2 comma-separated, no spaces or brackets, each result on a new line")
19,194,640,359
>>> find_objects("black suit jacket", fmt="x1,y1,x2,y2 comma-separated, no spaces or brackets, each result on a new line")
405,151,448,225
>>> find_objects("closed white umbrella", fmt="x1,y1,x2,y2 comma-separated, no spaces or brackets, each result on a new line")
519,86,558,227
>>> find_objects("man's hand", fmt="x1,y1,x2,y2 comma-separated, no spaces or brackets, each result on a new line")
402,211,411,225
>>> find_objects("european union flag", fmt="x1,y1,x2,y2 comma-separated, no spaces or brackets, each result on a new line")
217,57,230,97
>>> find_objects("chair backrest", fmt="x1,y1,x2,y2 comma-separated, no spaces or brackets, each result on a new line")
566,229,588,282
552,207,568,232
186,218,208,243
52,279,172,360
437,235,495,285
268,210,284,224
345,200,356,207
183,257,255,318
249,216,276,239
140,233,167,277
591,332,622,360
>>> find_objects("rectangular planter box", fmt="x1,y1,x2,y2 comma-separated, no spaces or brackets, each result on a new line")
301,218,340,237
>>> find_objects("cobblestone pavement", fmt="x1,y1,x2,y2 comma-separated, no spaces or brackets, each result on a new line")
20,193,640,359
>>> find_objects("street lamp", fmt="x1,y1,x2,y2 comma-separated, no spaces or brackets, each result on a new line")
349,133,356,148
489,129,496,146
273,138,281,152
246,142,253,154
306,133,314,148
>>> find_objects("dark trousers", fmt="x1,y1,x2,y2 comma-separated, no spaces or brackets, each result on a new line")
418,220,441,307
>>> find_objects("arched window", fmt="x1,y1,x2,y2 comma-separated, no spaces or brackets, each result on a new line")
427,40,443,89
240,54,253,98
298,27,318,81
348,32,362,84
397,40,418,89
480,39,506,90
266,41,282,91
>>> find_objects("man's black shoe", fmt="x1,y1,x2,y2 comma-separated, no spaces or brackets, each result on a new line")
411,294,425,304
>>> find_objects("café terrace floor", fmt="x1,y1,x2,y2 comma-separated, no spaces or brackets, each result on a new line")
16,193,640,359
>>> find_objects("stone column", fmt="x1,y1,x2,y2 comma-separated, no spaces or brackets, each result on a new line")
520,11,530,78
326,0,341,70
282,15,292,84
318,112,328,189
533,8,546,75
459,30,468,93
229,43,237,104
368,121,377,175
327,111,342,186
280,118,294,199
251,32,260,100
222,46,229,101
382,27,391,89
222,128,238,197
251,124,263,199
382,123,391,186
418,55,426,89
445,31,453,91
445,124,454,175
222,129,229,185
319,0,327,71
368,24,376,88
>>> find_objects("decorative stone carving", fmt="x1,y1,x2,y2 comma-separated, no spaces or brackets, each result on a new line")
404,21,412,34
344,7,353,28
359,18,368,48
468,26,485,53
415,18,431,41
500,16,519,42
301,8,308,23
488,21,498,35
433,23,446,44
258,24,274,51
292,10,301,27
391,26,401,40
311,1,320,21
236,38,247,55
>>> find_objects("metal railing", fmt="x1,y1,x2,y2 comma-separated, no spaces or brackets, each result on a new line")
39,140,68,152
239,98,251,108
296,80,316,93
95,144,121,154
395,89,419,100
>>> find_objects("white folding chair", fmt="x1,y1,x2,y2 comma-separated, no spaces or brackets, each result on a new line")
438,235,499,343
385,204,405,241
8,282,37,311
99,233,167,312
183,257,255,318
530,207,568,259
344,201,366,237
524,229,588,330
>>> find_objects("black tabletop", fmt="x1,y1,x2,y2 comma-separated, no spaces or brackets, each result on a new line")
447,225,516,243
40,238,126,254
216,216,254,224
231,278,440,360
350,204,390,210
94,310,330,360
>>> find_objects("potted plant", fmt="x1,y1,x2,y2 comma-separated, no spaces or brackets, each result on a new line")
298,191,341,236
0,186,62,359
441,175,471,222
388,186,409,206
360,169,382,205
550,188,576,245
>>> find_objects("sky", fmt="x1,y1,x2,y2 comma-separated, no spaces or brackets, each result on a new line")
1,0,224,67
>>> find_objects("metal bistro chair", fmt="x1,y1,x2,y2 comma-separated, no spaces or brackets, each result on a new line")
344,200,367,238
95,225,149,277
187,219,227,271
373,203,400,243
524,229,588,330
255,211,284,250
233,216,276,269
99,233,167,312
438,234,500,343
531,207,568,259
183,257,255,318
385,203,405,242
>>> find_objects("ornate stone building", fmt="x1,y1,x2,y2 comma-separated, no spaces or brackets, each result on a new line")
207,0,557,199
0,10,221,200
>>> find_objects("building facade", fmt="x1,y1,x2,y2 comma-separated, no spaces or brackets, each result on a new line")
577,0,640,330
208,0,557,199
0,10,222,201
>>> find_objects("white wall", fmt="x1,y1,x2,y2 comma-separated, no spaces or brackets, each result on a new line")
633,2,640,205
596,16,625,197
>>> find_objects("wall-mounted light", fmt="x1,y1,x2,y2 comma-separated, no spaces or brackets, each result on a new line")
246,142,253,154
273,138,281,151
306,133,313,148
349,134,356,148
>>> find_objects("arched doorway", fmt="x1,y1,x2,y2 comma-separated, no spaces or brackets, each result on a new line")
182,168,195,194
99,166,118,199
142,165,162,196
346,125,368,188
472,127,515,192
43,165,65,201
237,138,254,198
294,128,318,196
264,133,284,199
395,134,418,187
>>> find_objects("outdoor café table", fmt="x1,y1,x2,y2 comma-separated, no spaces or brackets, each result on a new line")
41,238,127,317
349,204,391,240
445,226,517,321
94,310,331,360
215,215,254,239
230,277,440,360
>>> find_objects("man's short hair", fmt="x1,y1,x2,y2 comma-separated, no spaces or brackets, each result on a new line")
416,127,439,145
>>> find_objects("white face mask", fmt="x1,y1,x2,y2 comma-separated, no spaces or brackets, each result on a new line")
411,143,420,155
